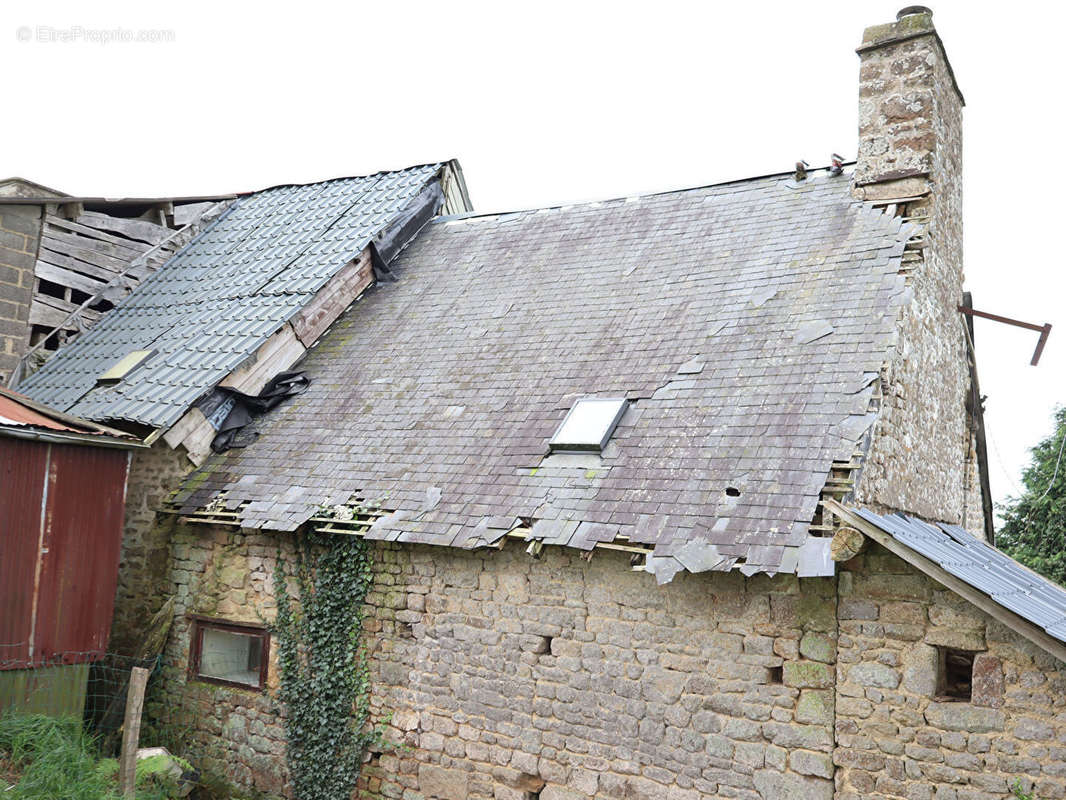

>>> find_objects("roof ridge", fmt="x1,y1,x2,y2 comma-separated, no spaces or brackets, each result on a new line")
242,161,445,197
433,161,858,225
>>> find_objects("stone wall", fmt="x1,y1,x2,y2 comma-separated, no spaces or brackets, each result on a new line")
153,524,287,796
0,204,42,384
155,524,1066,800
851,10,981,537
836,541,1066,799
360,544,838,800
109,441,198,654
158,523,841,800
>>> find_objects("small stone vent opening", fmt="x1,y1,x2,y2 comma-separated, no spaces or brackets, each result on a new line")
534,635,553,656
767,665,783,684
937,647,975,701
517,772,545,799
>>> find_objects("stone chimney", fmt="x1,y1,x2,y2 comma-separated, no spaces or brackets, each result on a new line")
854,6,964,193
850,9,990,538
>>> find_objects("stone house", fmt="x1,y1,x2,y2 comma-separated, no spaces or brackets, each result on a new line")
14,7,1066,800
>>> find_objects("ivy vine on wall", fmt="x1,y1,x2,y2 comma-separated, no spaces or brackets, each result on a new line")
273,531,377,800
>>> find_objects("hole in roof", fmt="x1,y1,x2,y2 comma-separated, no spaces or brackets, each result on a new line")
725,487,741,497
549,398,627,453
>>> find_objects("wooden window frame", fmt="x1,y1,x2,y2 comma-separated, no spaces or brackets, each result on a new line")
187,614,270,692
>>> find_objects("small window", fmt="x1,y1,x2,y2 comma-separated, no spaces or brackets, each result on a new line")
189,618,269,690
549,398,628,452
937,647,975,701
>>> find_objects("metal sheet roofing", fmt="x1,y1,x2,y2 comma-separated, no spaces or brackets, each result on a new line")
0,386,135,444
18,164,447,430
852,508,1066,645
174,168,916,576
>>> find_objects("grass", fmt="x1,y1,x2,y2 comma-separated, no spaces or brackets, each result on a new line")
0,713,177,799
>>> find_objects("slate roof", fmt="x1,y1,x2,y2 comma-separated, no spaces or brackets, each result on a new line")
849,509,1066,647
174,168,914,575
18,164,449,430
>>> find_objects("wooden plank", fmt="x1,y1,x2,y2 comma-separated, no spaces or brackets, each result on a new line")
44,224,147,261
825,500,1066,665
163,407,206,450
219,323,305,395
118,666,149,797
40,234,133,273
46,215,153,252
173,201,216,226
76,210,171,246
34,261,109,296
290,249,373,347
181,415,218,467
36,248,124,282
30,297,100,328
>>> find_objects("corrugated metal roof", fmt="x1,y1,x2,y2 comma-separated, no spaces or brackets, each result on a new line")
18,164,447,430
172,168,915,576
0,386,134,442
853,509,1066,645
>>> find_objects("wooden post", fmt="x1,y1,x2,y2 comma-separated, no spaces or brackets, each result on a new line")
830,526,867,562
118,666,150,797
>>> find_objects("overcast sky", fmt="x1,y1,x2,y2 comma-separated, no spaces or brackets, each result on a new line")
2,1,1061,520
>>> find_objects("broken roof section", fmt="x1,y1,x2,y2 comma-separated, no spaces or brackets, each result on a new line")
18,162,469,432
174,168,914,575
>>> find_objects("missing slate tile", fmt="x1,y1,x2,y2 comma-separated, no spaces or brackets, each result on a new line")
725,486,741,497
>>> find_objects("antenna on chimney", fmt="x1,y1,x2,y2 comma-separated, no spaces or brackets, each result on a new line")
794,161,809,181
829,154,845,176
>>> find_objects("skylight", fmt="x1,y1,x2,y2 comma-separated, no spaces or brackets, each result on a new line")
98,350,154,384
549,398,628,452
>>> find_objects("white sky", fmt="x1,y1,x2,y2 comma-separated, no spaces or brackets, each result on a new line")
2,1,1061,519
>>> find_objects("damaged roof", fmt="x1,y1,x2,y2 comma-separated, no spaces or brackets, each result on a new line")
17,163,456,431
174,167,914,576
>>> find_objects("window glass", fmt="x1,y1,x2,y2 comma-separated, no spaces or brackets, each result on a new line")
198,627,264,687
550,398,627,451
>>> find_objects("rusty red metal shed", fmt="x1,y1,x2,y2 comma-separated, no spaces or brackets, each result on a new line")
0,386,142,679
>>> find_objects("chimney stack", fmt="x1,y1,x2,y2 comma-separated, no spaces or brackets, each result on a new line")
854,6,964,193
850,9,986,538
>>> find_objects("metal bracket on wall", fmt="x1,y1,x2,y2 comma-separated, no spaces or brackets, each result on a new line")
957,305,1052,366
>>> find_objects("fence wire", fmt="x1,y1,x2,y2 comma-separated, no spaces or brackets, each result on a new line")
2,644,280,798
1,645,160,755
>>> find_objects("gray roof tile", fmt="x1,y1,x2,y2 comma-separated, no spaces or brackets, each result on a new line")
19,164,446,429
178,169,909,574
